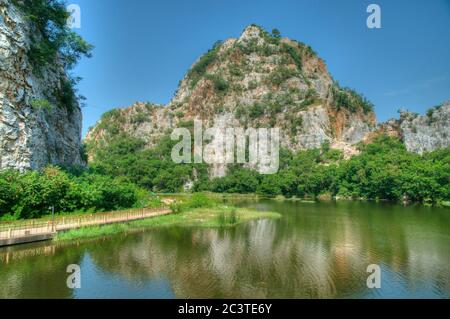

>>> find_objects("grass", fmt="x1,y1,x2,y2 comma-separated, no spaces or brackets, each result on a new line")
54,206,281,242
158,192,262,202
439,201,450,208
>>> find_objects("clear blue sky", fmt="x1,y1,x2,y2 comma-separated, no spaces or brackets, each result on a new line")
72,0,450,137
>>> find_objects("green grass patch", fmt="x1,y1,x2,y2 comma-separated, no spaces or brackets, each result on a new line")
439,201,450,208
54,206,281,242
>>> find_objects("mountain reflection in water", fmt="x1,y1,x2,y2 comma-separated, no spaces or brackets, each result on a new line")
0,200,448,298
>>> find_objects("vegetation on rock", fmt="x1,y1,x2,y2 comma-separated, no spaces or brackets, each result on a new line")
332,84,374,113
14,0,93,70
14,0,93,112
201,136,449,204
85,132,450,206
188,40,223,88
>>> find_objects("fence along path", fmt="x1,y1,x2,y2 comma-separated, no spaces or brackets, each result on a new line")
0,207,171,244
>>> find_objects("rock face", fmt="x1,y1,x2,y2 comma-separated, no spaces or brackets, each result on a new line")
0,0,83,171
87,25,377,176
378,101,450,154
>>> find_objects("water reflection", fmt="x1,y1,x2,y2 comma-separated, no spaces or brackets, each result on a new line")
0,200,448,298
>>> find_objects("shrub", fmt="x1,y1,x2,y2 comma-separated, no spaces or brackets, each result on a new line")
332,85,373,113
54,77,80,113
31,98,53,111
132,113,149,124
267,66,297,86
187,193,214,209
188,41,222,87
14,1,92,113
205,74,229,92
303,45,317,57
229,64,243,77
248,102,266,119
288,115,303,134
272,29,281,38
282,43,302,70
235,105,247,119
15,0,93,72
169,202,184,214
426,108,436,123
0,166,148,220
248,80,258,90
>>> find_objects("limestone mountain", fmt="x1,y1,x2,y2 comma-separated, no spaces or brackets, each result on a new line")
86,25,377,175
0,0,86,171
372,101,450,154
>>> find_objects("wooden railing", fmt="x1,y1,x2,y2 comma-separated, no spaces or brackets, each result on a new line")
0,207,170,240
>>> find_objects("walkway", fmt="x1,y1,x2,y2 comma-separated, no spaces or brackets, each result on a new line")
0,208,171,247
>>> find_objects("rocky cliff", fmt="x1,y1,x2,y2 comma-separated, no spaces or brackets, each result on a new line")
0,0,84,171
375,101,450,154
86,25,377,175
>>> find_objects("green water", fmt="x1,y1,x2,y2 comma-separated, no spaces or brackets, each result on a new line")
0,200,448,299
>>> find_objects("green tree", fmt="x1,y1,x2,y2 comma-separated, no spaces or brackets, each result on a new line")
272,28,281,38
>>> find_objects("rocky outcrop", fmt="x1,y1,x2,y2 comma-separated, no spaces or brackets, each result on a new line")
85,102,168,152
0,0,83,171
379,101,449,154
86,25,377,174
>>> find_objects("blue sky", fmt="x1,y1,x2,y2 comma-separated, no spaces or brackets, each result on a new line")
72,0,450,137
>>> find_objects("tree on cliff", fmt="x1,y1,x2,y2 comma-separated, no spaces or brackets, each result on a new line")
14,0,93,71
14,0,93,111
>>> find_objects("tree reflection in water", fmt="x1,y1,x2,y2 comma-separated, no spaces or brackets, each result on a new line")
0,200,448,298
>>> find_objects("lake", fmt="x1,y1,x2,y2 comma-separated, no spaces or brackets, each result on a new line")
0,200,448,298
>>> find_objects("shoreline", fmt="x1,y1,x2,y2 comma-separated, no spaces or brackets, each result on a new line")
1,192,447,247
54,206,281,242
1,193,447,229
159,192,450,207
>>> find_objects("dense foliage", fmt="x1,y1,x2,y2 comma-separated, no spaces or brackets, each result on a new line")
87,133,209,193
14,0,93,71
332,84,374,114
169,193,216,214
13,0,93,112
2,135,448,220
0,166,148,220
86,131,449,206
200,136,449,204
187,40,223,88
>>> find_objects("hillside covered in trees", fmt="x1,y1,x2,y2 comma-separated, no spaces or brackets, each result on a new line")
0,2,448,222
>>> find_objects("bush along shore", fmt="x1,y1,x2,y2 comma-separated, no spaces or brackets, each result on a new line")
54,194,281,242
1,136,449,224
0,136,448,226
0,166,155,221
86,132,450,207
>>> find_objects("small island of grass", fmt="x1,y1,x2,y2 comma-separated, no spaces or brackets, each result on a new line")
55,194,281,242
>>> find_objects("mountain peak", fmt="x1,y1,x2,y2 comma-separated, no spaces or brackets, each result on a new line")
239,24,265,41
87,27,379,172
